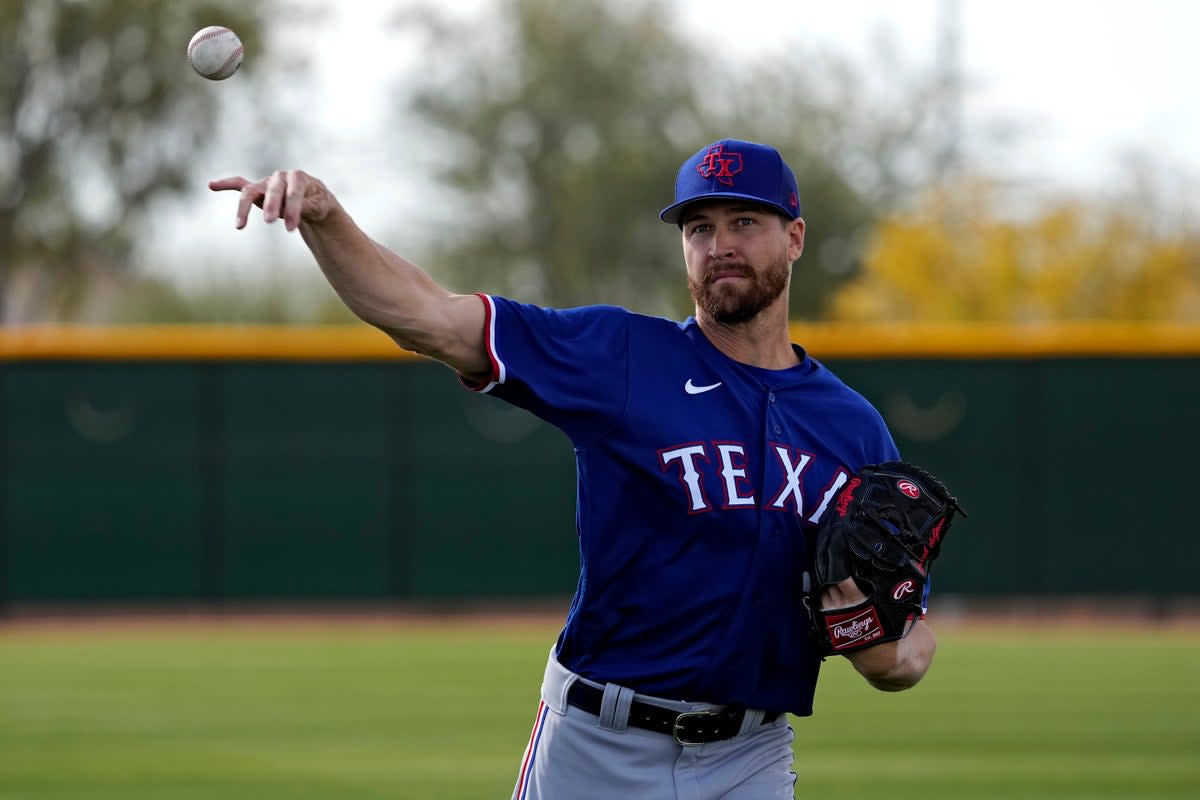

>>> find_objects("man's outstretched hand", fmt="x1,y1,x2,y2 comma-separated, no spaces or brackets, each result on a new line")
209,169,339,232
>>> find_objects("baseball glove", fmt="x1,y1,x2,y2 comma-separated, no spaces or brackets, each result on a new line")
804,461,966,656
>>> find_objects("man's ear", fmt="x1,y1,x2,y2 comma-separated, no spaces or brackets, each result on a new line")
788,217,806,262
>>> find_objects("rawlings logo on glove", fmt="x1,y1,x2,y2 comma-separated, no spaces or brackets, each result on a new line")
804,461,966,656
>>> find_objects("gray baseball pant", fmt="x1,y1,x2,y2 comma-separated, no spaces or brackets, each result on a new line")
512,648,797,800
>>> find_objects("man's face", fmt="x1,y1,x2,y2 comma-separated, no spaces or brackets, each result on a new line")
680,201,806,324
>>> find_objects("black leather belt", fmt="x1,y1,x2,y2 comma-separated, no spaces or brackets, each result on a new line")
566,680,782,745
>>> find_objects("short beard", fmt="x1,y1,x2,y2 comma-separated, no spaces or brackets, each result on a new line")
688,253,791,325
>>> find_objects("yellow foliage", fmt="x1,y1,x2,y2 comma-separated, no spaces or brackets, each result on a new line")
829,180,1200,322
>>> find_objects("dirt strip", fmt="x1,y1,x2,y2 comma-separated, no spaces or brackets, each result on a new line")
2,595,1199,634
0,600,569,634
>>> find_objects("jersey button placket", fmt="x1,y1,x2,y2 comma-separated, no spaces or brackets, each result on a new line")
763,391,782,434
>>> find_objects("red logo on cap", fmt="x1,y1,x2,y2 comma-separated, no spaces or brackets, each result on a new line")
697,145,743,187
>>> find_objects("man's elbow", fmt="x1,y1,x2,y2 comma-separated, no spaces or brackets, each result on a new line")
851,625,937,691
864,664,930,692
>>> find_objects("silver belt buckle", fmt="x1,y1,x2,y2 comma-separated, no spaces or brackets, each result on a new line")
672,709,722,745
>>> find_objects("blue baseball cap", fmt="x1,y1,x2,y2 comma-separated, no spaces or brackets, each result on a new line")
659,139,802,225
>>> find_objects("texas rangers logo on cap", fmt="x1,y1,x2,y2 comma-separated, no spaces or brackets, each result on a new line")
659,138,802,224
696,144,743,187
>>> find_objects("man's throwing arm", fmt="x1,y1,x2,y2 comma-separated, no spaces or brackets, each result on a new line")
210,169,489,380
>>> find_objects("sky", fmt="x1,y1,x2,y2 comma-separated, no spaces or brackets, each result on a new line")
159,0,1200,283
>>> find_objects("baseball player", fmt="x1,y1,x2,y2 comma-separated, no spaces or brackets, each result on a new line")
211,138,948,799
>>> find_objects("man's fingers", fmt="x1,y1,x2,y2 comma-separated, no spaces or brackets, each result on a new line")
283,169,308,231
820,577,866,611
261,171,289,224
208,176,250,192
216,171,317,231
235,180,266,230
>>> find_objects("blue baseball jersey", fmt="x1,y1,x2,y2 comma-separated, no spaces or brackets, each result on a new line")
466,295,900,715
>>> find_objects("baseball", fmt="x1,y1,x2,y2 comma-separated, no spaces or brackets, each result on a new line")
187,26,244,81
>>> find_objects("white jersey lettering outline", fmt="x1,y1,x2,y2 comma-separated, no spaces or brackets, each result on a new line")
659,444,712,512
767,445,812,512
715,443,756,507
807,470,850,524
660,441,855,520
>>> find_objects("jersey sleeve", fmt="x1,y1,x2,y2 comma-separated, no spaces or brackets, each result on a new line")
854,402,901,468
873,427,902,464
461,294,630,444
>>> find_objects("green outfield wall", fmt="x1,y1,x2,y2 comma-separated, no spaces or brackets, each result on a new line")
2,324,1198,605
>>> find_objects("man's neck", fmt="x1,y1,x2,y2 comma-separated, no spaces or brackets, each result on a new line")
696,304,799,370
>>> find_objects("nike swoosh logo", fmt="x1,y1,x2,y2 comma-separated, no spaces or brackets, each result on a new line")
685,379,723,395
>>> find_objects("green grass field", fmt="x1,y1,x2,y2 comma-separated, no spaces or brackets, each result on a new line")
2,618,1197,799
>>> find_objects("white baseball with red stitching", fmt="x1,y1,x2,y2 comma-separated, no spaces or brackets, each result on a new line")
187,26,244,81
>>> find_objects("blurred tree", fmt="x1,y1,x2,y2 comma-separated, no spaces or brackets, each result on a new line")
831,177,1200,322
392,0,955,319
711,34,960,319
391,0,697,315
0,1,277,322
